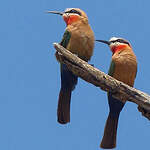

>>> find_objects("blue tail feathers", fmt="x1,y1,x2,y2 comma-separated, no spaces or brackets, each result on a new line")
100,93,125,148
57,64,78,124
61,64,78,91
108,92,125,118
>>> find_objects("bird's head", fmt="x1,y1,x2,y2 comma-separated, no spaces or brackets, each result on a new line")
96,37,131,54
47,8,88,25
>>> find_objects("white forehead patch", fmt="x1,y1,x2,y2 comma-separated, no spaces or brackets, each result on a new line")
65,8,74,12
63,8,81,17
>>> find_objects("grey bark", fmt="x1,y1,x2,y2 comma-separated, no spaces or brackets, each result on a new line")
53,43,150,120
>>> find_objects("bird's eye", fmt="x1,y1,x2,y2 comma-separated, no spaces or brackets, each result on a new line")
111,39,130,46
70,9,77,13
119,39,129,45
110,40,116,43
110,39,129,45
116,39,122,43
66,9,81,16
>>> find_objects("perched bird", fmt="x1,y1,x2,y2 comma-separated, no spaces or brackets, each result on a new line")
96,37,137,149
48,8,95,124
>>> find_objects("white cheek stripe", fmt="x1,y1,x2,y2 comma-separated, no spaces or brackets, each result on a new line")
110,43,127,48
64,13,80,17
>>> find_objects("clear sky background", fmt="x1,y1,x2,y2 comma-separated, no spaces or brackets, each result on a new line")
1,0,150,149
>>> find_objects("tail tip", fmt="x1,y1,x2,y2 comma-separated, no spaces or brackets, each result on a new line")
100,142,116,149
57,118,70,124
57,89,71,125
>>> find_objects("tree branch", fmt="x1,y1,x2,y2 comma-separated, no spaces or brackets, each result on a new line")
53,43,150,120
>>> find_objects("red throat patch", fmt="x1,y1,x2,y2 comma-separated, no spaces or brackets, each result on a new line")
111,45,127,54
63,15,80,25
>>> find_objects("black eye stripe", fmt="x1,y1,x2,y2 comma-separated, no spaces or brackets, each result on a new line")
110,40,116,43
111,39,130,45
65,9,81,16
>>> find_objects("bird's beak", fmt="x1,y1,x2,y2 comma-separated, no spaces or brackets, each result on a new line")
46,11,64,16
96,40,110,45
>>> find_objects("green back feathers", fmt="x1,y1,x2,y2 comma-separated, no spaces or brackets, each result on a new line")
107,60,115,96
108,60,115,77
59,30,71,69
60,30,71,48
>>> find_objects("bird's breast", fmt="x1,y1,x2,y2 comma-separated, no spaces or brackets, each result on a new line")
66,24,94,61
112,50,137,87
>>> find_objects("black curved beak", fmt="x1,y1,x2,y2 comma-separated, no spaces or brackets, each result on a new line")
96,40,110,45
46,11,64,16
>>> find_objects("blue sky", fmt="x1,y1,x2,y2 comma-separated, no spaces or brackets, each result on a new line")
1,0,150,149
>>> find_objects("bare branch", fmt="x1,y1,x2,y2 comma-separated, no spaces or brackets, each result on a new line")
53,43,150,120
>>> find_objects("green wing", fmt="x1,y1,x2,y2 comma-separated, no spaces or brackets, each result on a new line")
108,60,115,77
60,30,71,48
107,60,115,95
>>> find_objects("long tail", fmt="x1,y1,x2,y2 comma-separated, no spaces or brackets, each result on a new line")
100,113,119,149
57,89,71,124
100,93,125,149
57,64,78,124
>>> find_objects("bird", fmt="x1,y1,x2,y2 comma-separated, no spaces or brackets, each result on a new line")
47,8,95,124
96,37,137,149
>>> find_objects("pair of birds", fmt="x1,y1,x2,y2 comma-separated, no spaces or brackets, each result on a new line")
48,8,137,149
